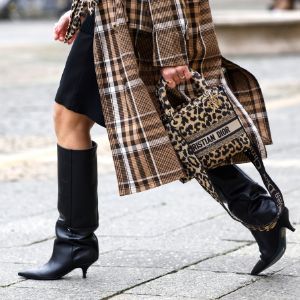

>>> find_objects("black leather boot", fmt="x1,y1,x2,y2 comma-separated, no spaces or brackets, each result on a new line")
207,165,295,275
18,141,99,280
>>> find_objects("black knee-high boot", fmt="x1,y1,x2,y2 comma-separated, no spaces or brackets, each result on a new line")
18,141,99,280
207,165,295,275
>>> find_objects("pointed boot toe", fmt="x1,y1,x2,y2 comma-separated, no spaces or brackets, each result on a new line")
18,270,47,280
18,265,55,280
250,243,286,276
250,207,295,276
251,259,267,276
18,261,94,280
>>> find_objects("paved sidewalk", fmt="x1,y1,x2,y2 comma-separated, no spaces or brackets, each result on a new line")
0,19,300,300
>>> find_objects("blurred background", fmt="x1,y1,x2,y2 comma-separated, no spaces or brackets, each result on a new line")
0,0,72,19
0,1,300,296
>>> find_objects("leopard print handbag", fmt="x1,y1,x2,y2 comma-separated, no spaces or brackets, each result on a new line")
156,70,285,231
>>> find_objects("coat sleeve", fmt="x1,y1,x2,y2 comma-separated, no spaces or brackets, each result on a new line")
148,0,189,67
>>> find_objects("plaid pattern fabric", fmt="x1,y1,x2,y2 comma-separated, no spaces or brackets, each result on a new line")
93,0,186,196
67,0,273,196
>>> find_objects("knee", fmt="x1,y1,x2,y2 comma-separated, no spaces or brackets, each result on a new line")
53,102,94,138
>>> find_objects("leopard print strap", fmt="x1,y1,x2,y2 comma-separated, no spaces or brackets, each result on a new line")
64,0,99,43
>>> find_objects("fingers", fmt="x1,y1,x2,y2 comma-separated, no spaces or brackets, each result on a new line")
175,65,192,81
173,74,182,86
53,21,66,41
53,11,72,43
161,65,192,89
161,67,175,88
166,79,177,89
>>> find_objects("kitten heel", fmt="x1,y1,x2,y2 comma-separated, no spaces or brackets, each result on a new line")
81,264,92,279
280,207,296,232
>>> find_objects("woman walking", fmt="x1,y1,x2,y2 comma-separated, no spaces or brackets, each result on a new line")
18,0,294,280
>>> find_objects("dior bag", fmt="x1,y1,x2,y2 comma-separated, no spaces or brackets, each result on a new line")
156,70,285,231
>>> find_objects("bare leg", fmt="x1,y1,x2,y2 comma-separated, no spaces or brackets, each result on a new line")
53,102,95,149
271,0,295,10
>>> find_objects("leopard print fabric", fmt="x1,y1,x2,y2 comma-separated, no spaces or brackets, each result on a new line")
157,71,278,232
64,0,98,43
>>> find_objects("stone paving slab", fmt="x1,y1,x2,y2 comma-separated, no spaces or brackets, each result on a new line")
277,260,300,277
99,197,224,238
0,180,57,223
0,210,57,248
0,262,27,288
12,266,168,296
188,240,300,276
94,245,244,270
101,214,253,252
221,275,300,300
0,287,113,300
112,295,195,300
121,269,255,299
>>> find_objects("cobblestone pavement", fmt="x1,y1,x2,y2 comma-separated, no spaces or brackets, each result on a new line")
0,20,300,300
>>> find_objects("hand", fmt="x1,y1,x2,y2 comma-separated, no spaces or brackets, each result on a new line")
160,66,192,89
53,10,86,45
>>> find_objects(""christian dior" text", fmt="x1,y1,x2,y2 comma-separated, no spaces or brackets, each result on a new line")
190,126,231,152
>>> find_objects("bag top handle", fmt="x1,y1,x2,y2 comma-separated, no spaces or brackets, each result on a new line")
157,69,208,117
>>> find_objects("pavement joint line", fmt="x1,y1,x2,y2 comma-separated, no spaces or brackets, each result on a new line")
221,239,255,243
215,277,260,299
101,242,253,300
216,256,300,299
188,268,258,276
124,292,197,299
0,236,55,249
222,239,299,245
0,279,27,289
98,213,227,240
155,212,227,237
0,261,35,265
22,236,56,248
93,265,179,270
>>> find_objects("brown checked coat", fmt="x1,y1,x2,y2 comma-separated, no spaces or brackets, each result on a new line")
65,0,273,196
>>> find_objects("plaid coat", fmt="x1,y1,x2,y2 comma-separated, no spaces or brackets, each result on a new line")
66,0,273,196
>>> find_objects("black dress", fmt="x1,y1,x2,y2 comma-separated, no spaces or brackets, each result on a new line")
54,13,106,128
